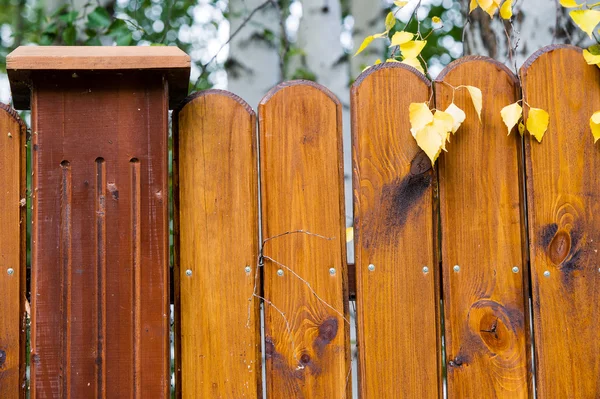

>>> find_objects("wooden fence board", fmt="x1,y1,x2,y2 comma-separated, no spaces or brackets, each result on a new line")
173,90,261,398
351,64,441,398
0,104,26,398
30,72,170,398
521,45,600,397
258,81,351,398
435,57,530,398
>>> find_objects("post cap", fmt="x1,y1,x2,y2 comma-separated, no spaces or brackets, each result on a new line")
7,46,191,110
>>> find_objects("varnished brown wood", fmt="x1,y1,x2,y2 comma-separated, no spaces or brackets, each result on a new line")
173,90,261,398
258,81,351,398
7,46,190,109
0,104,27,398
521,45,600,397
351,63,441,398
29,72,170,398
436,57,531,398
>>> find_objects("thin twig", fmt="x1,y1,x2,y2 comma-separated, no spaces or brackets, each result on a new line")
194,0,275,89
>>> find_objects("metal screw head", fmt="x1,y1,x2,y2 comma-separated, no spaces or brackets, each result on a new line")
245,266,251,274
185,269,192,277
329,268,336,275
453,265,460,273
368,264,375,272
512,266,519,274
7,268,14,276
543,271,550,277
277,269,284,277
422,266,429,274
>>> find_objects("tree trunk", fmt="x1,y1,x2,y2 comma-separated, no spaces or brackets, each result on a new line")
463,0,582,67
226,0,281,108
350,0,384,79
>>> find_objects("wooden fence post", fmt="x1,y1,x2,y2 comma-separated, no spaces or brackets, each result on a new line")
0,104,27,398
521,45,600,397
258,81,351,398
173,90,260,398
6,46,189,398
351,64,441,398
435,57,531,397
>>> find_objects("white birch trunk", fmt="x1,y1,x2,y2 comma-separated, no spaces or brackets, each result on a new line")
350,0,384,78
226,0,281,109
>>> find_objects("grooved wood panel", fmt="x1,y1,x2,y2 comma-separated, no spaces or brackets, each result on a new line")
351,64,441,398
435,57,530,398
0,104,26,398
258,81,351,398
173,90,261,398
30,73,170,398
521,45,600,397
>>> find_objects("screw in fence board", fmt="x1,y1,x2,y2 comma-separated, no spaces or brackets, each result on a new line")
435,57,531,397
521,45,600,397
173,90,260,398
0,104,27,399
350,64,441,398
258,81,351,398
6,46,190,398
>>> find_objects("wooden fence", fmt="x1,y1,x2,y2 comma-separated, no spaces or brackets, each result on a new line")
0,44,599,398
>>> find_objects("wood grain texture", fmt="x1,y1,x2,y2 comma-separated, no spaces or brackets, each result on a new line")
351,64,441,399
173,90,261,398
30,72,170,398
258,81,351,398
0,104,27,398
436,57,531,398
521,45,600,397
7,46,190,110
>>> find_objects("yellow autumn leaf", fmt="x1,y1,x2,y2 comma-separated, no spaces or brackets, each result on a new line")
375,59,382,65
500,0,513,19
402,57,425,74
478,0,499,17
570,10,600,39
559,0,582,7
385,12,396,31
500,102,523,135
346,227,354,242
386,58,401,63
409,102,434,136
583,49,600,66
527,108,550,143
470,0,478,12
414,124,445,165
518,121,525,136
433,111,455,150
394,0,409,7
354,32,388,56
400,40,427,59
445,103,466,133
591,111,600,143
464,86,483,121
390,31,414,47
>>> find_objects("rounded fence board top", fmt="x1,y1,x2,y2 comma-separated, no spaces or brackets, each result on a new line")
7,46,191,110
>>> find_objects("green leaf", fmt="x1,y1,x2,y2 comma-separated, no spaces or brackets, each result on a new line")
87,6,112,29
107,19,129,37
85,36,102,46
59,11,79,24
116,32,133,46
62,25,76,45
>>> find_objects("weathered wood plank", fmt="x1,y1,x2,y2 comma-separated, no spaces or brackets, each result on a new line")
173,90,261,398
258,81,351,398
436,57,531,398
30,72,170,398
0,104,26,399
521,44,600,397
351,63,441,398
